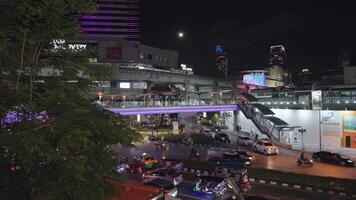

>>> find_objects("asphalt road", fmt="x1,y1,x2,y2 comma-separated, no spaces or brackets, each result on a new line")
177,173,354,200
126,172,353,200
116,137,356,180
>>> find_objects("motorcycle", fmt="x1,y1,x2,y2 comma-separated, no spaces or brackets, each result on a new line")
189,150,201,159
297,158,314,167
116,164,130,175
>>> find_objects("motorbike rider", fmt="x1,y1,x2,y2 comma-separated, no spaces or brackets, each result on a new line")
221,168,244,200
300,151,305,161
189,148,198,158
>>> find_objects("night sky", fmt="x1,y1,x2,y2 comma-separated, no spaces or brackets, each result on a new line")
140,0,356,78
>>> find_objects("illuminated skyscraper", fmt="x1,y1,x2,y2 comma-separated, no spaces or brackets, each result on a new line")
215,45,228,79
76,0,139,41
269,45,286,67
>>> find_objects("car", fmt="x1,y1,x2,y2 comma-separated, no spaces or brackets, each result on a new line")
208,156,251,166
312,151,355,167
143,178,178,197
237,136,254,146
133,153,158,169
160,158,184,173
232,150,254,162
215,132,230,143
142,168,183,186
253,140,279,155
212,126,222,132
200,128,213,137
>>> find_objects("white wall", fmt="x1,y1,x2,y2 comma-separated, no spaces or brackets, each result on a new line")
272,109,321,151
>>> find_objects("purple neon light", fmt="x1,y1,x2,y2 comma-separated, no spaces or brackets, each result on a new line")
110,105,237,112
80,21,139,26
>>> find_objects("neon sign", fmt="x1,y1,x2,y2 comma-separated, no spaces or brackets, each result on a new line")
243,73,266,86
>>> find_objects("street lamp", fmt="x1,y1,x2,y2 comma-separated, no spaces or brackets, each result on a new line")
298,128,306,151
178,31,184,39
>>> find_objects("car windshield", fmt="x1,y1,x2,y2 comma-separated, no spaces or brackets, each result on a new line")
147,179,174,190
242,137,250,140
237,151,248,156
333,153,349,158
160,169,179,177
264,142,273,146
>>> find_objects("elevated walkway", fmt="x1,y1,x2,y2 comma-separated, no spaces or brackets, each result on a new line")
108,104,239,115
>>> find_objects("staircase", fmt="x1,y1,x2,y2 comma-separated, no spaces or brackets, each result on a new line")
238,102,290,148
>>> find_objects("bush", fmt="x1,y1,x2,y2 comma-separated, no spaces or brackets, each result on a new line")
248,167,356,192
163,134,185,143
191,133,216,145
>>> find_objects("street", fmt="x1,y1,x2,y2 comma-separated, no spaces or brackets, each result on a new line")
117,136,356,180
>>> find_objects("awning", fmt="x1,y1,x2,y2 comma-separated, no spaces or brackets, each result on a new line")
240,93,259,102
265,116,289,127
251,103,275,115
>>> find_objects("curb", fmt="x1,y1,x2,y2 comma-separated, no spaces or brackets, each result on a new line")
183,167,356,198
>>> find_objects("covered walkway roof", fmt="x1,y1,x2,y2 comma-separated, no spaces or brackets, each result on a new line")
240,93,259,102
265,116,289,127
251,103,275,115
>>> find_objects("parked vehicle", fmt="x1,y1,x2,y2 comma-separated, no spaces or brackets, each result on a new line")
312,151,355,167
133,153,158,169
237,136,254,146
253,140,279,155
143,178,178,197
215,132,231,143
143,168,183,186
297,158,314,167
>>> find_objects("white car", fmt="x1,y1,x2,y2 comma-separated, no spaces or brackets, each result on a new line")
237,136,254,146
253,140,279,155
142,168,183,186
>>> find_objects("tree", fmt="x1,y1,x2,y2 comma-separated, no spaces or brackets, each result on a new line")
0,1,141,199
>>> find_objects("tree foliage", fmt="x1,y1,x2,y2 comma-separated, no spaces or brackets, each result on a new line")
0,1,141,199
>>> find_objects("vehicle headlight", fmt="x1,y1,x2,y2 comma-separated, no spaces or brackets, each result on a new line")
347,160,353,162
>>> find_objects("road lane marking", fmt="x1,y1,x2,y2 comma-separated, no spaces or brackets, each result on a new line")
178,193,208,200
262,195,280,200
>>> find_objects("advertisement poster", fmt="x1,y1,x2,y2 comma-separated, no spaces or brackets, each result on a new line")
342,111,356,148
311,90,322,110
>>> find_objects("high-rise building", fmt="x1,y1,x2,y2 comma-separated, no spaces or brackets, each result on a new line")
76,0,139,41
215,45,228,79
269,45,286,67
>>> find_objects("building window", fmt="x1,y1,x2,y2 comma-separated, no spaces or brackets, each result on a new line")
147,54,153,60
139,52,144,59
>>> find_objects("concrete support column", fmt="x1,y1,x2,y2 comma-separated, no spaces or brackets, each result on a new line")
185,83,190,105
233,110,239,132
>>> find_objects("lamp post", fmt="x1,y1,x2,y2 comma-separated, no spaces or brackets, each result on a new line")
298,128,306,151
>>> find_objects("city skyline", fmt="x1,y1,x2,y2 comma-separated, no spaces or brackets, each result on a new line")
140,0,356,77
